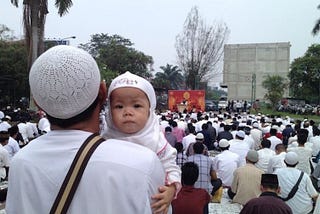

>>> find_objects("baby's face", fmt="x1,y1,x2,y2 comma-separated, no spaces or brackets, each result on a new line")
110,87,150,134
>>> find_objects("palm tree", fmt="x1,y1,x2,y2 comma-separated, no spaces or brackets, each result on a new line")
312,4,320,35
10,0,73,109
154,64,184,90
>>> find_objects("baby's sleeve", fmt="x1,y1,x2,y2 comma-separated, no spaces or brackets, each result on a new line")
157,133,182,195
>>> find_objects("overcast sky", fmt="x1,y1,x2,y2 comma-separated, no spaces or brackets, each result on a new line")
1,0,320,86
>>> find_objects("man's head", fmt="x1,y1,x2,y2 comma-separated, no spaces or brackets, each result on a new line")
269,128,277,136
260,174,280,194
219,139,230,151
193,142,205,154
284,151,298,167
297,128,309,145
0,131,9,146
246,150,259,164
195,133,204,142
8,125,19,138
275,143,286,154
235,130,245,140
165,126,172,133
181,162,199,186
261,139,271,149
188,125,195,135
29,45,104,128
252,122,259,129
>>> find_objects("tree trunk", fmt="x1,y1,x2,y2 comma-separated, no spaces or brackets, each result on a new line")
25,0,47,111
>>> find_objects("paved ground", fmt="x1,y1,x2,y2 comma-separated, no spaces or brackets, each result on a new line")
0,186,241,214
209,188,242,214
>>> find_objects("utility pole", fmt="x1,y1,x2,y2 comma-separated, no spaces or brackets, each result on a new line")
251,73,256,105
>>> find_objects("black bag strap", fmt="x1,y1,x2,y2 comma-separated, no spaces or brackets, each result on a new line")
50,133,105,214
282,171,304,201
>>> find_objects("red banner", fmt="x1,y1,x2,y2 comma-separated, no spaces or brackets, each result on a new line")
168,90,205,112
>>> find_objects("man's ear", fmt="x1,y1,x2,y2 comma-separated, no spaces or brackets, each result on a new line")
98,81,107,107
276,186,281,195
260,185,264,192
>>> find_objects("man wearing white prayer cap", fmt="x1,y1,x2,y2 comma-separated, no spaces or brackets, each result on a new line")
6,45,165,214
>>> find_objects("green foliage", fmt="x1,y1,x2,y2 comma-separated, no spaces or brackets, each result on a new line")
289,44,320,103
152,64,184,90
312,4,320,36
0,39,28,107
262,75,287,110
206,88,227,101
79,33,153,79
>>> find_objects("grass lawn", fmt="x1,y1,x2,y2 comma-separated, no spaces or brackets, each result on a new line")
253,107,320,124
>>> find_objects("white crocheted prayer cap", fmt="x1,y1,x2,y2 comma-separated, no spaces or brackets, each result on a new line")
108,71,156,109
29,45,101,119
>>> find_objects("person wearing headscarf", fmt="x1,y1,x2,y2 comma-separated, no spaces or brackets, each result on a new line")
102,71,181,212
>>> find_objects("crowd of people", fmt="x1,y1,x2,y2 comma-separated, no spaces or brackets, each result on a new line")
157,106,320,213
1,45,320,214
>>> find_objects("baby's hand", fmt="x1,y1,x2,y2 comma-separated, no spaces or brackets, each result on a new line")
151,184,175,214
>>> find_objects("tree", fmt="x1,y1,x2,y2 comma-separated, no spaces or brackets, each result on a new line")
289,44,320,104
312,4,320,36
153,64,184,90
79,33,153,81
175,6,229,89
10,0,74,70
0,26,28,107
10,0,73,109
0,24,15,41
262,75,287,110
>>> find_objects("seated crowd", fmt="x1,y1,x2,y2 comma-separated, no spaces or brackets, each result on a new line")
2,104,320,213
160,110,320,214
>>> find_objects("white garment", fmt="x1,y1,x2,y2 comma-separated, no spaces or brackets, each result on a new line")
255,148,275,172
212,150,240,186
195,120,207,132
229,139,250,166
26,122,38,138
287,146,313,175
4,137,20,161
160,120,169,133
6,130,165,214
250,128,262,150
38,117,51,133
177,120,187,132
275,167,318,214
288,135,298,146
267,151,286,173
261,125,270,135
182,133,196,153
267,136,282,151
244,135,255,150
310,135,320,156
17,122,29,143
0,144,9,179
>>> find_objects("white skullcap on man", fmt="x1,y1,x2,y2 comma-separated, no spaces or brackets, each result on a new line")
107,71,156,109
29,45,101,119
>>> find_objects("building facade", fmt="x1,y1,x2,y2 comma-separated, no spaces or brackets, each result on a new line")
223,42,290,103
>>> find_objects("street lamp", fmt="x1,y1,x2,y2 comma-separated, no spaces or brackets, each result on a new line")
56,36,76,45
61,36,76,40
